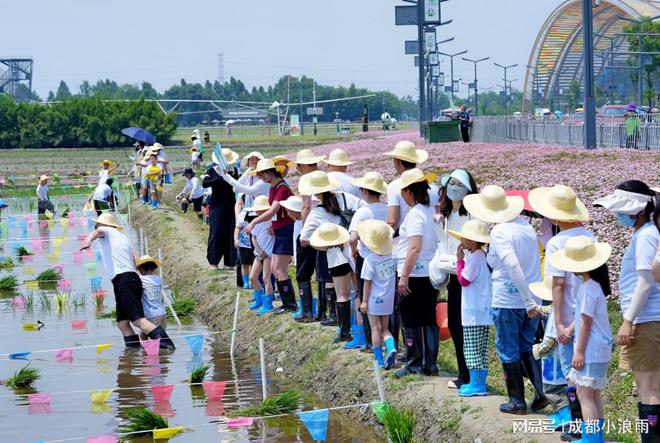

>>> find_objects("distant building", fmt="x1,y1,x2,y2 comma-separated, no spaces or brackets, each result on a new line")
0,58,34,102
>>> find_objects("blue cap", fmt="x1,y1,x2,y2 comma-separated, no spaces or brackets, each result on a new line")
439,169,472,191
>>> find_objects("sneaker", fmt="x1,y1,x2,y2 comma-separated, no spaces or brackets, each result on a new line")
447,379,466,389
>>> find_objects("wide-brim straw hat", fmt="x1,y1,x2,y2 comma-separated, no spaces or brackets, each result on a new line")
397,168,436,190
548,236,612,274
38,175,50,183
528,276,554,302
322,148,354,166
243,151,264,164
100,159,113,167
280,196,303,213
292,149,325,165
212,148,239,166
244,195,271,212
448,219,490,244
463,185,524,224
299,170,341,195
249,158,286,176
384,140,428,164
310,223,350,248
352,171,388,195
136,255,160,268
272,155,295,168
92,212,123,230
356,220,394,255
529,185,589,222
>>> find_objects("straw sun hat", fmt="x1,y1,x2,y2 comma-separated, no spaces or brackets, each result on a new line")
298,170,341,195
272,155,295,167
448,219,490,244
356,220,394,255
322,148,354,167
280,195,303,213
528,185,589,222
100,159,113,167
310,223,350,249
136,255,161,268
38,175,50,183
397,168,436,190
528,276,554,302
384,140,428,164
244,195,271,212
243,151,264,164
463,185,524,224
212,148,239,166
548,236,611,274
352,171,388,195
292,149,325,165
92,212,123,230
249,158,286,176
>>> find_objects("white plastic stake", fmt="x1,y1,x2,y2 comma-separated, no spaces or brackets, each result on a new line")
144,236,149,255
230,290,240,357
373,361,387,403
158,247,182,327
139,227,144,255
259,337,267,399
127,197,132,246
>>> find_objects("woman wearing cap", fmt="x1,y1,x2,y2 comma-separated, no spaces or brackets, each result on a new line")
80,213,175,350
394,169,439,378
177,168,204,219
594,180,660,439
437,168,479,390
323,148,360,198
202,148,240,270
464,185,546,414
36,175,55,215
99,160,119,186
245,158,298,313
347,171,389,351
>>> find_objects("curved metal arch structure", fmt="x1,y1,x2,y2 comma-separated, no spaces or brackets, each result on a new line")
523,0,659,111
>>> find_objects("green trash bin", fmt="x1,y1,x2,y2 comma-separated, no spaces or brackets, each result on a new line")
424,120,461,143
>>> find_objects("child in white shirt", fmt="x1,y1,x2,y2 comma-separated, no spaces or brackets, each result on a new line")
245,196,275,314
137,255,167,339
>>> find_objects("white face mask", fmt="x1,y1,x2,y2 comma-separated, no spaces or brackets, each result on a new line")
446,184,468,201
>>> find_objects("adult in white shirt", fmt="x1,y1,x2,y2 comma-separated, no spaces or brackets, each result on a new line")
323,148,360,198
92,178,114,216
36,175,54,215
222,151,269,212
292,149,325,223
393,169,439,378
594,180,660,439
178,168,204,217
464,185,544,415
99,159,119,186
80,213,175,350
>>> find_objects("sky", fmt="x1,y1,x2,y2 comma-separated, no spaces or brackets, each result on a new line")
2,0,565,99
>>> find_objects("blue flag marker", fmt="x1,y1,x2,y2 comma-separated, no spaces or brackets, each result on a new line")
547,405,571,430
90,276,103,291
185,335,204,354
9,352,31,360
298,409,329,441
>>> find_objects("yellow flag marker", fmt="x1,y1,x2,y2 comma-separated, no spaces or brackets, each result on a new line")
44,209,54,220
59,218,68,228
48,253,59,263
23,323,41,332
96,343,113,354
23,266,35,275
153,427,186,439
90,389,113,404
25,280,39,290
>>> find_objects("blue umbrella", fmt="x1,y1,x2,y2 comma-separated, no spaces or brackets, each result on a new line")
121,127,156,145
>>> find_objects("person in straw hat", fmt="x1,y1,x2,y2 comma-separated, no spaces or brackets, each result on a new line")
36,175,55,215
190,145,201,169
463,184,546,414
383,140,438,231
149,143,171,184
136,255,167,340
529,277,559,361
202,148,240,270
244,195,277,315
98,159,119,186
529,184,593,438
272,155,293,178
323,148,360,198
141,150,163,209
393,168,439,378
594,180,660,440
80,212,175,350
448,219,493,397
177,168,204,219
291,148,326,223
244,158,298,314
547,236,613,443
190,132,204,162
356,220,398,369
347,171,389,352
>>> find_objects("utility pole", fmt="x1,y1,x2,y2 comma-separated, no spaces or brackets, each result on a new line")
583,0,596,149
299,79,304,136
462,56,489,115
494,62,517,115
438,50,468,104
312,80,317,136
416,0,426,136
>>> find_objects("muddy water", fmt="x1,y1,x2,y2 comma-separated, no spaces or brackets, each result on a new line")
0,210,383,442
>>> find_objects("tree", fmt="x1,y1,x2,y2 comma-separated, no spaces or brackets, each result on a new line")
624,19,660,107
55,81,72,100
567,80,581,112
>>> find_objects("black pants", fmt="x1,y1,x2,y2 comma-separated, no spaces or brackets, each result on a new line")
296,238,317,282
447,275,469,382
461,125,470,142
94,200,109,216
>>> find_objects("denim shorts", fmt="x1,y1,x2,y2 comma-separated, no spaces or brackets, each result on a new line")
272,223,294,256
568,362,609,390
558,341,575,379
491,307,540,363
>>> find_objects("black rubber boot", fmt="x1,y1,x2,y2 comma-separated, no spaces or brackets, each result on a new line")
361,310,372,349
320,286,338,326
147,326,176,351
334,301,352,343
394,328,424,378
423,325,440,376
500,361,527,415
638,403,660,443
295,281,315,323
315,283,327,322
123,334,141,348
275,279,298,313
521,351,549,411
560,386,582,442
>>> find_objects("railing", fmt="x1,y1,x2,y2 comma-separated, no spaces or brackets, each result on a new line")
471,114,660,150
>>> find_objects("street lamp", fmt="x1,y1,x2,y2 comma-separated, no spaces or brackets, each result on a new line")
617,14,660,106
437,50,468,103
462,56,489,115
494,62,518,115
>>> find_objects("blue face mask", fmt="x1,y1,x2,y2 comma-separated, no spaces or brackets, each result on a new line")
616,212,635,228
446,184,469,201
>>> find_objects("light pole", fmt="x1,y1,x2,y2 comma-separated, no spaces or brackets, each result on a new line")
617,14,660,106
583,0,597,149
462,56,489,115
494,62,517,115
438,50,468,104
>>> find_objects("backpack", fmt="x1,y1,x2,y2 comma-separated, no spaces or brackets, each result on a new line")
337,193,355,229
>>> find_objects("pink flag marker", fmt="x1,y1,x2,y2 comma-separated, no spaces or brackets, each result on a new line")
28,393,52,405
151,385,175,403
205,401,224,417
203,381,226,401
153,401,176,418
227,417,254,428
142,366,162,376
10,297,25,309
30,239,42,252
39,220,48,229
55,348,73,362
86,435,117,443
141,338,161,356
71,320,88,330
57,279,71,292
73,251,83,263
78,234,87,242
54,264,65,274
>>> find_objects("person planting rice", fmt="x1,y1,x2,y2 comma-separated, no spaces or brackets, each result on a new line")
136,255,167,340
36,174,55,215
91,178,115,216
177,168,204,219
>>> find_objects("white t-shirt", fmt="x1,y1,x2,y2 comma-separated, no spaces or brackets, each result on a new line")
300,192,361,241
394,204,438,277
619,222,660,324
191,151,200,162
93,183,113,202
544,226,596,327
361,252,396,316
140,274,165,319
327,245,355,270
387,177,439,227
253,222,275,257
349,202,388,257
97,226,136,279
192,139,202,151
573,279,613,363
182,176,204,199
328,171,360,198
36,184,49,201
98,169,110,186
437,210,471,255
487,217,542,309
460,250,493,326
236,212,252,249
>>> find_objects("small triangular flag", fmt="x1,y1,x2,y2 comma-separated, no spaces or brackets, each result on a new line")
96,343,113,354
298,409,329,442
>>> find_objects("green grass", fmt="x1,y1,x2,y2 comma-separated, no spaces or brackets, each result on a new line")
97,309,116,319
117,407,169,436
0,257,14,269
36,268,62,290
0,274,19,293
168,297,197,318
189,363,211,383
229,390,302,417
16,246,33,257
379,404,417,443
4,365,41,389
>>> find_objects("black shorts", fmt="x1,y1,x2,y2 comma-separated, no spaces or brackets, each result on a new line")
191,196,203,212
399,276,438,328
315,251,332,282
272,223,294,256
329,263,352,278
239,247,255,266
112,272,145,322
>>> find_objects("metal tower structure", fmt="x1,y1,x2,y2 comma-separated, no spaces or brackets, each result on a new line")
217,53,224,84
0,58,34,102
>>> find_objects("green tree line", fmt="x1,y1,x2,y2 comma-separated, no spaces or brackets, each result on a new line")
0,95,177,149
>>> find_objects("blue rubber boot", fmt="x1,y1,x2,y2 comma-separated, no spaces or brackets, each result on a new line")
291,300,303,319
373,347,385,368
574,421,603,443
458,370,488,397
242,275,251,289
249,289,264,310
344,324,366,350
384,336,397,369
164,173,172,184
256,293,275,315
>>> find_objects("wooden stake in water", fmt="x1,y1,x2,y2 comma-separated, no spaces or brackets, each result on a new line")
373,361,387,403
230,290,240,357
158,247,182,327
259,337,267,399
139,227,144,255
